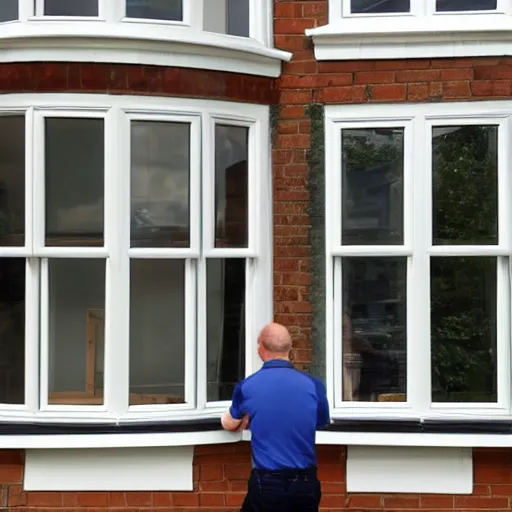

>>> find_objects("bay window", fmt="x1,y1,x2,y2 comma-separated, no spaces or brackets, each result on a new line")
1,0,266,43
0,94,271,423
325,102,512,418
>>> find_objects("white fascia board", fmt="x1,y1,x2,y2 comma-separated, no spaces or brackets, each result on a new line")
0,21,291,77
0,430,243,449
306,14,512,61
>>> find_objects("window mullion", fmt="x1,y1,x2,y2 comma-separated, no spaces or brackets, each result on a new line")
408,115,431,415
188,0,202,29
103,106,129,418
18,0,34,20
25,258,40,413
104,0,123,22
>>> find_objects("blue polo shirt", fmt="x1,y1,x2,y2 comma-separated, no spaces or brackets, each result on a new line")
229,360,330,471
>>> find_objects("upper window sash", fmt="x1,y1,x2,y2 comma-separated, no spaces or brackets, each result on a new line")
32,110,109,259
203,116,257,258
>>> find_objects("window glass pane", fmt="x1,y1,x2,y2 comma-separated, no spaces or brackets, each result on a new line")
48,259,105,405
204,0,250,37
431,257,497,403
433,125,498,245
342,257,406,402
0,258,25,405
45,118,104,247
0,116,24,247
129,260,185,405
342,128,404,245
0,0,18,21
207,259,245,402
351,0,410,13
215,125,249,248
131,121,190,248
227,0,250,37
436,0,497,11
126,0,183,21
44,0,98,16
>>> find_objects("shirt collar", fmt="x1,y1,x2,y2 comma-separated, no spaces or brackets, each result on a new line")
262,360,293,369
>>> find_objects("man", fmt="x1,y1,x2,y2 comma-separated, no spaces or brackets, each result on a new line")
221,323,330,512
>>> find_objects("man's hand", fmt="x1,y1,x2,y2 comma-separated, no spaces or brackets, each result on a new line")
221,411,249,432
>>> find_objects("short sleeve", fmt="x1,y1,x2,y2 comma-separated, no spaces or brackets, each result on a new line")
229,382,246,420
313,378,330,429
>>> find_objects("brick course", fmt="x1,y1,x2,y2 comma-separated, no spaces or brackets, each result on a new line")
7,448,512,510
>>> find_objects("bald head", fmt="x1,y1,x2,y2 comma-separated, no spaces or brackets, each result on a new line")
258,323,292,358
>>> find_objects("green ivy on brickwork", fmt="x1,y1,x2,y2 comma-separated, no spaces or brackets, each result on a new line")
270,104,281,146
305,103,326,381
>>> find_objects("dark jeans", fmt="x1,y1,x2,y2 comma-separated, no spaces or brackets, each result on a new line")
241,468,321,512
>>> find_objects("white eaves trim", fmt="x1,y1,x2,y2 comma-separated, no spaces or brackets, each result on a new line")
0,21,291,77
306,14,512,61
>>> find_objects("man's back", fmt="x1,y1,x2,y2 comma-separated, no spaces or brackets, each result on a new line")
230,360,330,471
222,322,330,512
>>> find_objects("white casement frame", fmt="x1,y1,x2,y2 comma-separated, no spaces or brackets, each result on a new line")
336,0,508,20
16,0,272,46
0,93,271,424
325,101,512,421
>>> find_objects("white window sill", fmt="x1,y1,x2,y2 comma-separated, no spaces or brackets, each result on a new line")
0,430,240,449
0,21,291,77
306,14,512,61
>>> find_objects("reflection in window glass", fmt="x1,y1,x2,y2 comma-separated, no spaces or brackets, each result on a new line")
351,0,410,13
0,0,18,22
207,259,245,402
436,0,497,11
431,257,497,403
45,118,104,247
204,0,250,37
0,258,25,405
129,260,185,405
432,125,498,245
44,0,98,16
48,259,105,405
215,125,248,248
342,258,406,402
126,0,183,21
0,117,25,246
342,128,404,245
131,121,190,248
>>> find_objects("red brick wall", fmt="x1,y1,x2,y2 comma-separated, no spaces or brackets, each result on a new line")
0,63,278,104
4,447,512,510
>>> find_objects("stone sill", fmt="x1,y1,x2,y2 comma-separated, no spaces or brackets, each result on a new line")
306,14,512,61
0,21,291,77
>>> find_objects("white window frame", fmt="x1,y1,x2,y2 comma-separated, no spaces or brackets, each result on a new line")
12,0,272,46
0,93,271,424
337,0,508,19
307,0,512,60
325,101,512,421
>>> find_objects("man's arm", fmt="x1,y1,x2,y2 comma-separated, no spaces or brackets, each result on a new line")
314,378,331,429
221,383,247,432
